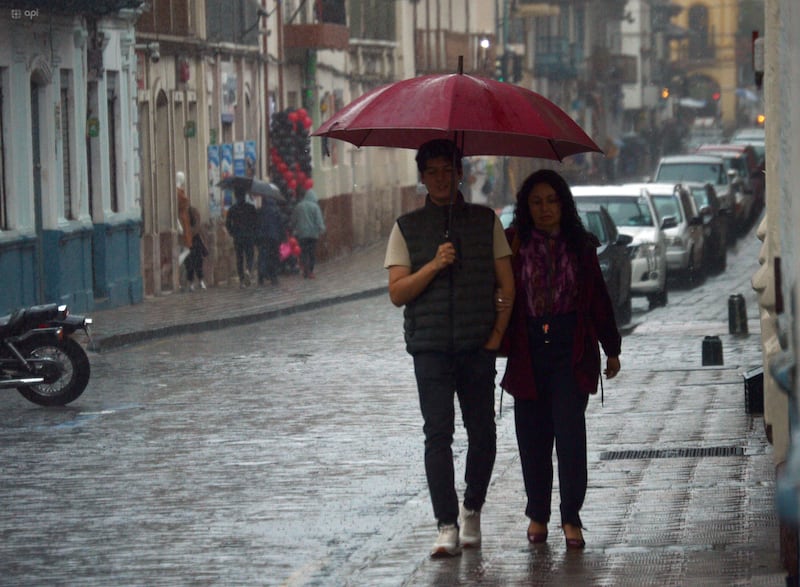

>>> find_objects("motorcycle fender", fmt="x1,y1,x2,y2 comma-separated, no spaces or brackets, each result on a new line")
50,314,92,334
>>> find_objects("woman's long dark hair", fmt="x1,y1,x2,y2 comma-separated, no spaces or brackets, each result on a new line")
513,169,593,255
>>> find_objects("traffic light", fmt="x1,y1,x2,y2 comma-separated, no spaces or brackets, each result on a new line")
494,53,509,82
661,87,670,100
511,54,522,83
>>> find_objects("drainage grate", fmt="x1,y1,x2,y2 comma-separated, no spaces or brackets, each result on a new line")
600,446,745,461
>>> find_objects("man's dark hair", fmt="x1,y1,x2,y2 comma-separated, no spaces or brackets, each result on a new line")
415,139,463,175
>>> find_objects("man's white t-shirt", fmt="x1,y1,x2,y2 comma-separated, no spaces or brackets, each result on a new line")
384,215,512,269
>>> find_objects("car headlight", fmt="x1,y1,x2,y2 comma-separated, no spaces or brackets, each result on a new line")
630,242,655,260
667,235,683,247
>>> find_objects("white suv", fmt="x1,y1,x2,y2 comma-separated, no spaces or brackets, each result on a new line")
628,183,706,282
572,185,674,309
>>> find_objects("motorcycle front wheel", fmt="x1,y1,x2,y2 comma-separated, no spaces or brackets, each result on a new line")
17,338,90,406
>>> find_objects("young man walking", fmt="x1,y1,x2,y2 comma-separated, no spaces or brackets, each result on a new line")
384,139,514,556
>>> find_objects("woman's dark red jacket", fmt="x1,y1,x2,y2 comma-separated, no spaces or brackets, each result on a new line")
500,227,622,400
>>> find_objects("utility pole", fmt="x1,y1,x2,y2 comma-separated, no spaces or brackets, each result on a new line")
262,0,270,178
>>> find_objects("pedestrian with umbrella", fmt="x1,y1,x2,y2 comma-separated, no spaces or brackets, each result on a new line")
384,139,515,557
313,57,604,557
256,194,284,286
225,186,258,288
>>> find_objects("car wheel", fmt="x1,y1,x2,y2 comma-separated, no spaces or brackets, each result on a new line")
617,293,632,326
647,287,668,310
686,253,696,284
688,249,705,284
715,247,727,273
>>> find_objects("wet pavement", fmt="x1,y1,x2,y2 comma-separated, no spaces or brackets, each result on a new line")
1,222,790,586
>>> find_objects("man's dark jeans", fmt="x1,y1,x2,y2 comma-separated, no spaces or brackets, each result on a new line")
258,237,280,284
299,237,317,277
234,238,254,280
413,349,497,526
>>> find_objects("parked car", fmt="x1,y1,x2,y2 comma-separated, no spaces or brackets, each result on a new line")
576,202,634,325
497,204,514,229
572,185,674,310
629,182,706,282
685,124,725,152
651,154,736,245
685,181,728,274
695,143,763,226
730,126,766,165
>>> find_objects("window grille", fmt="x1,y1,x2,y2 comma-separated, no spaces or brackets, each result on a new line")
61,70,74,220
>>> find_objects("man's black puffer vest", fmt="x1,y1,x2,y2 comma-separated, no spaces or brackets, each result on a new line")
397,195,496,354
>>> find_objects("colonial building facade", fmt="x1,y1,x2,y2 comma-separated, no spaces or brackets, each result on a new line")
0,1,143,316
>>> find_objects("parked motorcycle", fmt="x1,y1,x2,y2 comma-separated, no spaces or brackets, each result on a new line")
0,303,92,406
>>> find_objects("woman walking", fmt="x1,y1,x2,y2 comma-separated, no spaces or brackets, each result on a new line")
500,169,621,550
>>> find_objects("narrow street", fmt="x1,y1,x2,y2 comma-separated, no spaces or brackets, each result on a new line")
0,226,786,586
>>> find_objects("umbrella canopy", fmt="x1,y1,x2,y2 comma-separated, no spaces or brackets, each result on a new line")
217,176,285,202
312,70,602,160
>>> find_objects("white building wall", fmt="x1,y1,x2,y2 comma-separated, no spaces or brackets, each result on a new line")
0,14,103,237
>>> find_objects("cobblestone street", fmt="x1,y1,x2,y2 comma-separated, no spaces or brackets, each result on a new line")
0,223,789,586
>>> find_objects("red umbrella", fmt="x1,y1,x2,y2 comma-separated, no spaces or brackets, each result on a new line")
312,61,602,161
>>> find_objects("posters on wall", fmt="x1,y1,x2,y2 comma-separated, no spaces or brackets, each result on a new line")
207,145,221,218
208,141,259,215
233,141,246,177
245,141,257,177
221,143,233,210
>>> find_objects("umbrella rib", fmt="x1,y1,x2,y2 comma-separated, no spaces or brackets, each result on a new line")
548,139,564,162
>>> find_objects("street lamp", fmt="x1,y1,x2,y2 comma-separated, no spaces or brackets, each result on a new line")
480,37,490,74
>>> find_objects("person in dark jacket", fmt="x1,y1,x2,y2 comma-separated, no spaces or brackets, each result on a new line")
225,187,258,288
384,139,515,557
499,169,621,550
291,187,326,279
184,205,208,290
256,196,284,286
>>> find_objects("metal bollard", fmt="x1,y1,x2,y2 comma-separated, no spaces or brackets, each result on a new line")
702,335,724,365
728,294,748,335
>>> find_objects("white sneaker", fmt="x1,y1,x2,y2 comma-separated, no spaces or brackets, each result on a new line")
459,505,481,547
199,280,207,290
430,523,461,558
188,283,195,291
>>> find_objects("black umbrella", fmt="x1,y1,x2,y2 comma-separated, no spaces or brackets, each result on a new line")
217,176,286,202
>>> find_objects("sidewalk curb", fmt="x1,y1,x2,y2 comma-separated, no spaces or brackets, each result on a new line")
89,286,387,353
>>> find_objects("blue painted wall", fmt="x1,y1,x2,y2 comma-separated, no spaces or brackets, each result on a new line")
0,219,143,316
0,235,37,315
92,220,143,310
42,226,94,312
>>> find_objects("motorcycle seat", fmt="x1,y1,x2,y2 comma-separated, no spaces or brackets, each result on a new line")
0,304,61,338
0,309,26,338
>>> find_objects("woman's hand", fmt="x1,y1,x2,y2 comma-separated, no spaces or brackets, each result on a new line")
604,356,621,379
495,288,513,312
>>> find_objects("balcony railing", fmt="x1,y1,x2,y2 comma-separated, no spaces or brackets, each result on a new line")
348,39,397,87
283,22,350,51
415,30,497,77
